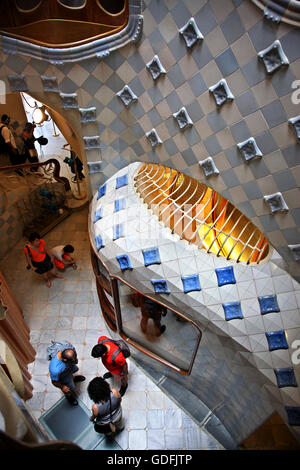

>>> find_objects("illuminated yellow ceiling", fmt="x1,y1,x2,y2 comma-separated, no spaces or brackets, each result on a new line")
134,164,270,265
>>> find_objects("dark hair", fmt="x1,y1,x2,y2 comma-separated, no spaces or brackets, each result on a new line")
29,232,41,242
91,344,106,358
1,114,10,124
63,244,74,253
24,122,34,132
87,377,111,403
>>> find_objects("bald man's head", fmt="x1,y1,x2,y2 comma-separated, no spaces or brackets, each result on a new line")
61,348,77,363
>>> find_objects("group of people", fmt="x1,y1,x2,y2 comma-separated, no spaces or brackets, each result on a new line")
0,114,42,167
48,336,129,438
24,232,77,288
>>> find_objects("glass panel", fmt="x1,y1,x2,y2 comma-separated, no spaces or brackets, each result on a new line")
117,280,200,373
97,0,125,14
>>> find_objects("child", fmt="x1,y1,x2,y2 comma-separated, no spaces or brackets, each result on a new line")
51,244,77,270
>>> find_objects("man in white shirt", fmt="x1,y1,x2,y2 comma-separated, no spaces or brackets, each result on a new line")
51,244,77,270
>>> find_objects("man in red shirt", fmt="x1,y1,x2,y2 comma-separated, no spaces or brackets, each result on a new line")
91,336,128,396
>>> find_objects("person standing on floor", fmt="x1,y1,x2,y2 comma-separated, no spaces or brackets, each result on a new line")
88,377,124,437
91,336,128,397
49,346,85,406
24,231,64,288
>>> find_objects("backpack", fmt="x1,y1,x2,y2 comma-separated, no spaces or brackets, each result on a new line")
99,338,131,365
46,340,75,360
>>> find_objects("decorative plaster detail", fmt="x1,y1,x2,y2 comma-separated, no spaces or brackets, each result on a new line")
179,17,203,48
173,107,193,130
114,198,126,213
41,75,59,93
209,79,234,108
97,184,106,200
146,129,162,148
151,279,170,295
117,85,137,107
8,75,28,92
215,267,236,287
181,274,201,294
266,330,289,351
237,137,263,162
288,245,300,262
60,93,78,109
116,174,128,189
223,301,243,321
79,107,97,123
146,55,166,80
264,192,289,214
94,208,103,223
199,157,219,177
258,40,289,74
274,368,298,388
88,161,102,175
142,247,161,267
95,234,104,251
289,116,300,141
258,295,280,314
117,254,133,271
84,136,101,150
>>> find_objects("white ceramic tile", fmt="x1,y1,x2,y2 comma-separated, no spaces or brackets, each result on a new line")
272,274,295,294
262,312,283,332
254,277,275,296
281,310,300,329
270,350,293,369
178,256,197,275
233,263,254,282
236,280,257,300
202,287,221,306
252,351,274,369
252,263,272,279
227,318,247,337
199,270,218,289
240,298,261,317
277,292,298,311
219,284,239,303
249,334,269,352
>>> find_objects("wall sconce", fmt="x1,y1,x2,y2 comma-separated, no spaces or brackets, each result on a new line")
32,105,50,126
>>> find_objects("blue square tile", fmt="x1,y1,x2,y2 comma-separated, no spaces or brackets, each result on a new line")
215,266,236,287
181,274,201,294
95,234,104,251
215,48,239,77
94,207,103,223
285,406,300,426
151,280,170,295
113,223,125,241
142,247,161,267
114,198,126,213
258,295,280,315
223,302,243,321
116,254,133,271
116,174,128,189
266,330,288,351
97,184,106,200
274,368,298,388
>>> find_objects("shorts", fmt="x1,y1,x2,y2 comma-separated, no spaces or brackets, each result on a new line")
60,365,79,391
32,254,53,275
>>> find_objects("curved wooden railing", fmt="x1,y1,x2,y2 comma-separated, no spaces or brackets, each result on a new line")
0,0,129,47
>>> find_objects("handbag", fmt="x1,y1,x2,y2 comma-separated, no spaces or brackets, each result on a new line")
94,395,116,434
